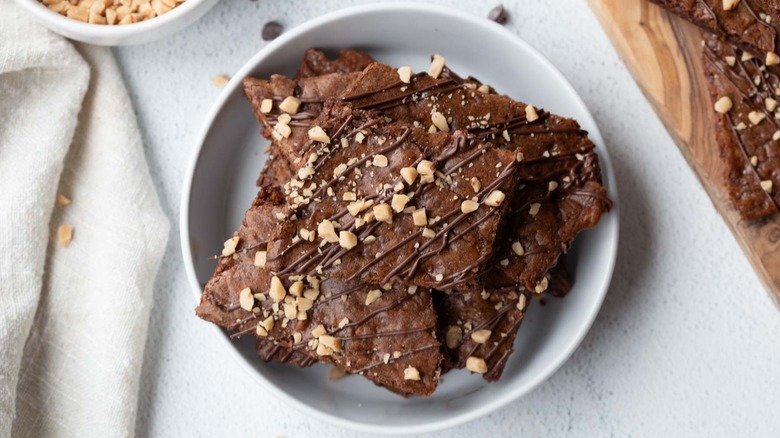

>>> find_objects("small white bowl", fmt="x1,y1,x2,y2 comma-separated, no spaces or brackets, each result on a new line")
181,3,619,435
13,0,219,46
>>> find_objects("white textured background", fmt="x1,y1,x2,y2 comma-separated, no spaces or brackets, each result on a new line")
115,1,780,436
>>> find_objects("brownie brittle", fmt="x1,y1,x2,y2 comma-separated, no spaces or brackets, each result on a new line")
339,62,610,292
264,101,520,293
195,187,443,397
703,33,780,220
649,0,780,59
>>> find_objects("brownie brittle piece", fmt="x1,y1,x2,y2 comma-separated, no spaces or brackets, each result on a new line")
436,260,572,381
195,188,443,397
340,62,610,293
264,101,519,292
703,33,780,220
649,0,780,58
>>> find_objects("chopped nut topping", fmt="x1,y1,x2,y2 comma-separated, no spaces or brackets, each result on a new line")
529,203,541,216
318,219,340,243
372,154,389,167
403,366,421,381
421,227,436,238
431,111,450,132
269,276,286,302
525,104,539,122
484,190,505,207
289,280,304,297
283,302,297,320
316,343,334,356
767,52,780,66
428,54,446,78
373,203,393,224
279,96,301,114
465,356,488,374
534,277,549,293
260,315,274,332
333,163,348,177
751,155,759,166
222,236,239,256
511,241,525,256
365,289,382,305
470,177,481,193
56,194,71,207
319,335,342,352
742,51,754,62
273,122,292,139
260,99,273,114
412,208,428,227
748,111,766,125
714,96,733,113
339,230,358,249
517,294,528,311
499,258,509,266
338,317,349,328
417,160,435,176
308,126,331,143
299,228,315,242
767,98,779,112
293,332,303,343
445,325,462,349
435,273,443,281
311,324,327,338
725,56,736,66
723,0,740,11
392,194,410,212
761,180,773,193
477,84,490,94
347,199,371,216
471,329,492,344
461,200,479,213
328,367,346,380
397,66,412,84
400,167,418,185
239,287,254,311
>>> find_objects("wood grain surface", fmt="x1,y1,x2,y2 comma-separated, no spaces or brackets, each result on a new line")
589,0,780,309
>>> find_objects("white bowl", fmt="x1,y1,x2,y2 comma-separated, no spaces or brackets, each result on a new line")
13,0,219,46
181,3,619,435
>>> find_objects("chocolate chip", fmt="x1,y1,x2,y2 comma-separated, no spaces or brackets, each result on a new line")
488,4,508,24
262,21,283,41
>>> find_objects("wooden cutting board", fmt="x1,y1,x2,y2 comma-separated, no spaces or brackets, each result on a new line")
588,0,780,309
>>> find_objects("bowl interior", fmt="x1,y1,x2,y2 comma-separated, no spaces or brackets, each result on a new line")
183,4,618,434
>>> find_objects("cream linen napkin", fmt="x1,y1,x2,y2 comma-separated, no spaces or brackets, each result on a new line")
0,1,170,436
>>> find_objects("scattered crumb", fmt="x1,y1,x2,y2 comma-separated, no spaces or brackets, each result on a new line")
57,224,73,247
212,75,229,88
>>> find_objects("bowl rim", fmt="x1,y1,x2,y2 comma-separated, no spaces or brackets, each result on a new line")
180,2,620,434
13,0,211,37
